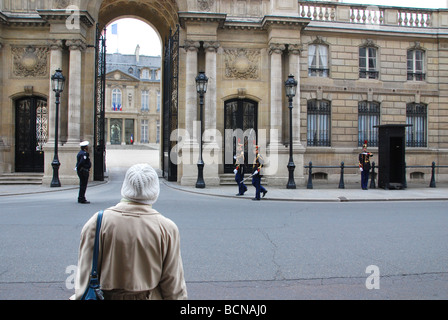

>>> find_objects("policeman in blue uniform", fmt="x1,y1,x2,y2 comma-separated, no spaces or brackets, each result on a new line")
76,141,91,203
359,140,373,190
252,145,267,200
234,141,247,196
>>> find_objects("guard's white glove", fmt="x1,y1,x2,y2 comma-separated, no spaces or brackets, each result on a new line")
253,170,258,175
233,169,237,174
359,167,363,172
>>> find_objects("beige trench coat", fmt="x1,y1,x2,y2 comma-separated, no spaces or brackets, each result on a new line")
72,201,187,300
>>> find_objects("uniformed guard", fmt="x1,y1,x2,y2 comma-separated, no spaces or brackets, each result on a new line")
251,144,267,200
76,141,92,203
234,140,247,196
359,140,373,190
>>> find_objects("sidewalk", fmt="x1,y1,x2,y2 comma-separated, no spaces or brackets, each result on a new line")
1,146,447,202
163,180,448,202
1,176,446,202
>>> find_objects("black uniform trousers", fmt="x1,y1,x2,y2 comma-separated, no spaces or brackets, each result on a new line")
77,168,89,202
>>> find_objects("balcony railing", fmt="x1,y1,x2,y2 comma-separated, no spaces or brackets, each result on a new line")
299,1,446,29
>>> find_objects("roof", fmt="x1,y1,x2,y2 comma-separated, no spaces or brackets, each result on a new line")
106,52,161,81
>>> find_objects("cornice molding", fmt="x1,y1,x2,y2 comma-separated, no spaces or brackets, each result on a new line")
37,9,95,28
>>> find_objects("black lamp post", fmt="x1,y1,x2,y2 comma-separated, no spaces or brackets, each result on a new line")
50,68,65,187
285,74,298,189
195,71,208,188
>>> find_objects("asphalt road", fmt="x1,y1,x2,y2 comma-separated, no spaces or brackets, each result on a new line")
0,166,447,300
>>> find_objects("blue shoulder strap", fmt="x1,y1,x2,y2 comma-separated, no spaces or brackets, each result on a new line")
90,210,103,281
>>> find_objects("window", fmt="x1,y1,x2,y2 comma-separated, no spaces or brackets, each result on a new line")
157,91,161,112
141,90,149,111
359,47,378,79
110,119,122,144
307,100,331,147
112,88,122,111
141,69,150,80
358,101,380,147
406,103,427,147
407,50,425,81
308,44,329,77
156,120,160,143
141,120,149,143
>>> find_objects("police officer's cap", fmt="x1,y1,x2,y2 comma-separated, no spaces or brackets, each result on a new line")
80,141,89,147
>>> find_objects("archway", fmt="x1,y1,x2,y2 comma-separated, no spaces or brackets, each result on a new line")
94,0,181,181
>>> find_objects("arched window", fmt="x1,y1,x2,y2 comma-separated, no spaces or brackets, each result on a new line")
112,88,122,111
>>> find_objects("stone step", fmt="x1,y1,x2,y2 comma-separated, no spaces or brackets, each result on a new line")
0,173,43,185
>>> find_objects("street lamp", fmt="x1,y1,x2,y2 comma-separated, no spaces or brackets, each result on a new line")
195,71,208,188
50,68,65,187
285,74,298,189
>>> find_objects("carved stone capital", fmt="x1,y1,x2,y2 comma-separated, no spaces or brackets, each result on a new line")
203,41,220,52
269,43,285,55
48,39,64,51
66,39,87,51
184,40,201,52
288,44,303,55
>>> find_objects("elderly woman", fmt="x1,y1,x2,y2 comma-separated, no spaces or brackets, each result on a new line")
72,163,187,300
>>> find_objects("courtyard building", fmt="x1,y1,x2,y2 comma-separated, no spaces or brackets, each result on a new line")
105,47,161,146
0,0,447,186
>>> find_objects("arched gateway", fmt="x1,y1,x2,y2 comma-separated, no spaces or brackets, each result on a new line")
1,0,311,187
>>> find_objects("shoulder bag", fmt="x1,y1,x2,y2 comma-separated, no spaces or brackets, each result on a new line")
81,210,104,300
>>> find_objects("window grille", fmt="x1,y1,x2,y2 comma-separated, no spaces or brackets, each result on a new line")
406,103,427,147
307,100,331,146
358,101,380,147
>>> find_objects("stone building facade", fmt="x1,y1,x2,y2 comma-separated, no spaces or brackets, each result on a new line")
0,0,447,186
105,48,161,146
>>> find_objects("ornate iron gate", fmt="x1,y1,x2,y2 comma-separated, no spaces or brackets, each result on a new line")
93,24,106,181
15,97,48,172
162,26,180,181
224,99,258,173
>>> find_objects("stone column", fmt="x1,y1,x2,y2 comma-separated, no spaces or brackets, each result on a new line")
288,44,303,147
181,40,200,186
269,43,285,147
48,40,64,142
184,40,200,141
203,41,220,186
203,41,219,132
66,39,86,145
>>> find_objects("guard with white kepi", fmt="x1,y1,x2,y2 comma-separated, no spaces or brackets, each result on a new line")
251,144,267,200
234,140,247,196
359,140,373,190
76,141,92,204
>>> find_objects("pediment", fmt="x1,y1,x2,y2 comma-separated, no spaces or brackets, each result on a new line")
106,70,139,82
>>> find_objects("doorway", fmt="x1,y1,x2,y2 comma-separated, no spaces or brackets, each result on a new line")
224,99,258,173
15,96,48,172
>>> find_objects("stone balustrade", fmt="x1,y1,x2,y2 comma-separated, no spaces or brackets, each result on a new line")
299,1,447,28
